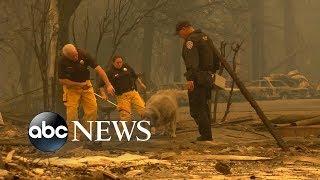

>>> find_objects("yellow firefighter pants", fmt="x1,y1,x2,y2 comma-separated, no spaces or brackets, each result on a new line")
116,90,145,123
63,80,97,140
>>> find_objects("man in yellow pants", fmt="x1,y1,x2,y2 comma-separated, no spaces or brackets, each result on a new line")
99,55,147,129
58,44,115,142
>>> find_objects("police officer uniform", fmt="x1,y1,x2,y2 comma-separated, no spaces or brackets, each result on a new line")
181,27,220,141
99,63,145,122
58,48,98,139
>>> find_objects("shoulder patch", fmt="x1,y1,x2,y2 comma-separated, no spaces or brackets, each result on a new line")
186,41,193,49
202,36,208,41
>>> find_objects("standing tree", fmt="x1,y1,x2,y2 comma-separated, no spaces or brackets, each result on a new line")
283,0,298,71
29,0,52,110
249,0,265,80
54,0,82,114
48,0,59,110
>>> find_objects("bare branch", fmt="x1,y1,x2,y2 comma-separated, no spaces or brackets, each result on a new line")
221,41,244,122
83,7,89,49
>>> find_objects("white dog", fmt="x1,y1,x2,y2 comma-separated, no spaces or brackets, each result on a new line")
143,89,186,138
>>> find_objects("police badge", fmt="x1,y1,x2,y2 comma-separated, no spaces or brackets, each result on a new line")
186,41,193,49
123,67,127,71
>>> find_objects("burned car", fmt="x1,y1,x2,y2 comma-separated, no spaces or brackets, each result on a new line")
245,78,309,100
270,71,318,98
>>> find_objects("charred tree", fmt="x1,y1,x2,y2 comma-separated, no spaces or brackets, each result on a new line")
54,0,81,115
249,0,265,80
283,0,297,71
56,0,81,48
30,0,51,111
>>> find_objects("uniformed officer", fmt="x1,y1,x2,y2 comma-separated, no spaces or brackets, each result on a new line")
176,21,220,141
99,55,146,125
58,43,115,140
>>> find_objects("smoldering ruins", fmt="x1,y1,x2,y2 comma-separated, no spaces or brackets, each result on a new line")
1,0,320,179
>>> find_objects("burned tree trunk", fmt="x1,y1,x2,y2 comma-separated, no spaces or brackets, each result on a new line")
249,0,265,80
55,0,81,115
284,0,297,71
57,0,81,48
49,0,59,110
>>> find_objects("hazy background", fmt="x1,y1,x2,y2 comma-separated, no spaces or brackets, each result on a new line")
0,0,319,114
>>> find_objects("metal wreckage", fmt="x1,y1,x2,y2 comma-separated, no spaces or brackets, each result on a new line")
223,69,319,101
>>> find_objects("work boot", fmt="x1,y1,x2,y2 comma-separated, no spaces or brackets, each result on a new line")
196,136,213,141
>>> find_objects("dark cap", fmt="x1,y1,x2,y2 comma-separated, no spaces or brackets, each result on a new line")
175,20,191,35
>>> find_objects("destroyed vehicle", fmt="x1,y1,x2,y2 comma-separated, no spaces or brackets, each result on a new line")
270,71,318,98
245,78,309,100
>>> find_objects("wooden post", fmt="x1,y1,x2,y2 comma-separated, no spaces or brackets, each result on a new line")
212,42,227,123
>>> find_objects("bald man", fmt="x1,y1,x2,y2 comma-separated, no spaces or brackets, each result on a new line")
58,43,115,141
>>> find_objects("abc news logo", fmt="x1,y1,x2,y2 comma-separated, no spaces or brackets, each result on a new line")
28,112,151,152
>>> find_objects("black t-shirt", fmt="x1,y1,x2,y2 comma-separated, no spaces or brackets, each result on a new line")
58,48,98,82
99,63,138,95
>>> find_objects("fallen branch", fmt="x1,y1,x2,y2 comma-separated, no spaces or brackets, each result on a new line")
224,134,261,140
283,156,320,165
291,116,320,126
214,115,255,126
270,114,320,124
225,125,271,139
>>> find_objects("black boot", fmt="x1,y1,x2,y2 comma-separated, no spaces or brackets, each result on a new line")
196,136,213,141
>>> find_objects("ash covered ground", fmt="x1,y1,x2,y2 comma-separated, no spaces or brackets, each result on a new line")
1,99,320,179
